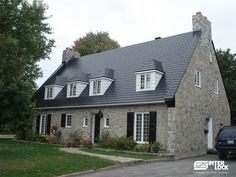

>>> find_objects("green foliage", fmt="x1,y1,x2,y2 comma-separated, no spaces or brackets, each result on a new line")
217,49,236,123
151,141,161,153
0,139,114,177
0,0,54,138
133,144,150,152
66,131,81,147
73,31,120,56
114,136,136,150
82,139,93,148
99,131,117,148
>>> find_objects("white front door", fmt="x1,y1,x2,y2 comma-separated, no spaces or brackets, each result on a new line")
207,118,213,149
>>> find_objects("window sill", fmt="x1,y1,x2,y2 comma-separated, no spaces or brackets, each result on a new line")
65,126,71,128
82,125,88,128
103,126,110,128
194,85,201,89
136,141,149,144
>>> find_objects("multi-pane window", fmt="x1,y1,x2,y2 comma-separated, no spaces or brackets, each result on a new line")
213,79,219,94
140,73,151,90
93,80,101,95
40,115,47,135
104,118,110,128
134,113,150,143
83,117,88,127
66,115,72,127
194,69,201,88
46,87,53,99
69,83,77,96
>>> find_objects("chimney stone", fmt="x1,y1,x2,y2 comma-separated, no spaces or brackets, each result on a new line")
192,12,212,49
62,48,80,63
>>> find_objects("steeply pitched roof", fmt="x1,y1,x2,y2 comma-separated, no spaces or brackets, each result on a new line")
35,30,201,108
46,76,67,86
89,68,114,79
69,72,90,83
136,59,164,73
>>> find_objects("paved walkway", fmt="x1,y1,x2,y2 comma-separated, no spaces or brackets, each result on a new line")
0,134,15,139
60,148,143,163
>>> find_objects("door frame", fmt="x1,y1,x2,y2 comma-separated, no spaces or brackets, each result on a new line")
207,117,213,149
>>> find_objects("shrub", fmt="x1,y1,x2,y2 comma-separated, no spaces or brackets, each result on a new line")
133,144,150,152
66,131,81,147
99,132,117,148
28,134,46,143
82,139,93,148
114,136,136,150
151,141,161,153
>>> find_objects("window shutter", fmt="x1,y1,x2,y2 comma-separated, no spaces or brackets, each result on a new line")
149,112,157,143
46,114,51,134
127,112,134,138
36,115,40,134
61,114,66,128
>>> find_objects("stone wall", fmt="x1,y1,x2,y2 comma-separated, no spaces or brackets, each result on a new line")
174,41,231,159
39,103,169,150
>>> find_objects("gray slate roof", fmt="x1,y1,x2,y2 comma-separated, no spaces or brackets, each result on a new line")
89,68,114,79
136,59,164,73
35,31,201,108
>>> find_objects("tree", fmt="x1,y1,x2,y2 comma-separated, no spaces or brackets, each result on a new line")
217,49,236,124
73,31,120,56
0,0,54,138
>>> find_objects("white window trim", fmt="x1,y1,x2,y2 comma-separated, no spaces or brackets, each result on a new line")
140,73,152,91
104,118,110,128
45,86,53,99
69,83,77,97
194,69,202,88
92,80,101,95
134,112,150,144
83,117,88,128
209,52,213,63
65,114,72,128
39,115,47,135
213,79,219,94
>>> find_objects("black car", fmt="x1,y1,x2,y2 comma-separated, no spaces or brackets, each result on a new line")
215,125,236,159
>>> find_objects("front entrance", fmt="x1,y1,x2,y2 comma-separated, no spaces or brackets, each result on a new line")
92,111,103,144
207,117,213,149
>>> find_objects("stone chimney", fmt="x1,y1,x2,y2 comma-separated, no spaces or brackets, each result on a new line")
192,12,212,49
62,47,80,63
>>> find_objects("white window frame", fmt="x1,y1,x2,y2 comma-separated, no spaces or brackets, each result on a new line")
39,115,47,135
194,69,201,88
209,52,213,63
134,112,150,144
104,118,110,128
92,80,101,95
66,114,72,128
213,79,219,94
140,73,151,90
46,86,53,99
83,117,88,127
69,83,77,97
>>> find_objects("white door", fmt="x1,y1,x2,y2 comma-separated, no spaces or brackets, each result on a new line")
207,118,213,149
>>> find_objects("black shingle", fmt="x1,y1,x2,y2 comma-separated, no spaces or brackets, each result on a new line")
35,31,201,108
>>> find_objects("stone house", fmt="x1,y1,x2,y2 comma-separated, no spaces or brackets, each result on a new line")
34,12,230,159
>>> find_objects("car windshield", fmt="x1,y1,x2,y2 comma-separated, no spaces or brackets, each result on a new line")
219,128,236,137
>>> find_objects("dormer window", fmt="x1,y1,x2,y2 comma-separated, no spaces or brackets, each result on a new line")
93,80,101,95
44,85,63,100
136,70,163,92
69,83,77,96
140,73,151,90
46,86,53,99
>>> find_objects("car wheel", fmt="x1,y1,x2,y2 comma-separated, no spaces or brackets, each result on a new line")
218,152,227,160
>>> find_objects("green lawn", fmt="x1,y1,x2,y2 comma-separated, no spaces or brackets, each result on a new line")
81,148,160,160
0,139,115,177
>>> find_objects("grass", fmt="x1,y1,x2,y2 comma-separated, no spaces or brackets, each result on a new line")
0,139,115,177
81,148,160,160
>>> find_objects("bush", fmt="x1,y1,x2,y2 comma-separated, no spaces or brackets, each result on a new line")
151,141,161,153
133,144,150,152
114,136,136,150
27,134,46,143
99,132,117,148
82,139,93,148
66,131,81,147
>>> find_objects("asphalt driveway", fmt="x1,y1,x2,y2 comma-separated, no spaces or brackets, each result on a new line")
78,155,236,177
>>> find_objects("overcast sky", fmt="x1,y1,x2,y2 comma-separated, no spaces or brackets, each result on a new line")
36,0,236,87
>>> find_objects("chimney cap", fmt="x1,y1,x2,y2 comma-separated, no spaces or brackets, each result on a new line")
155,37,162,40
